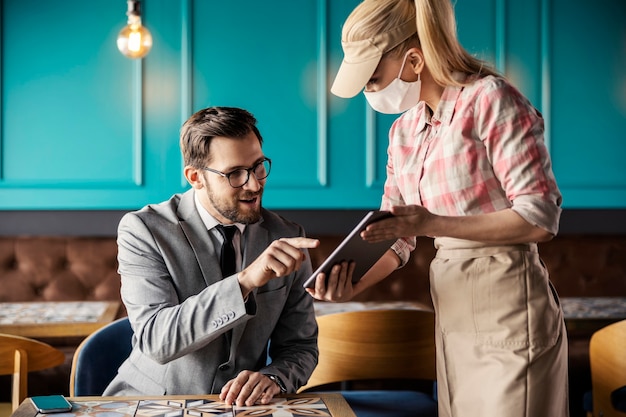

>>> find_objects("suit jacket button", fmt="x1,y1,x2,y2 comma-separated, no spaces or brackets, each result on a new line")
216,317,223,325
228,311,235,319
221,314,229,322
211,320,218,328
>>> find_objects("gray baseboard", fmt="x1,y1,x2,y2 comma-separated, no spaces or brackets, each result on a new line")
0,209,624,236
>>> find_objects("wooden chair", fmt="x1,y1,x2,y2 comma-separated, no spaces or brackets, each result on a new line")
589,319,626,417
298,308,437,417
0,334,65,413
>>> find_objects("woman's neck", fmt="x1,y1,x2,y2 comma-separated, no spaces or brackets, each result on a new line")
420,66,444,113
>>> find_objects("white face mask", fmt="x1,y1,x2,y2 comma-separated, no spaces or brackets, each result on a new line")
363,51,421,114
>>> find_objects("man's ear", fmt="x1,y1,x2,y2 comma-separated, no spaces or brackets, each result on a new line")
407,47,425,74
184,166,204,189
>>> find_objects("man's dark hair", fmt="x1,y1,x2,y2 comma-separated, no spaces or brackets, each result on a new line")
180,106,264,167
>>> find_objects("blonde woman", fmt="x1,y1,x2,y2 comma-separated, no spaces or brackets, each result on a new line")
306,0,569,416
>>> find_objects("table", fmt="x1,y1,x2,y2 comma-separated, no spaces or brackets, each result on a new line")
314,300,433,316
561,297,626,336
0,301,120,338
314,298,626,331
10,394,356,417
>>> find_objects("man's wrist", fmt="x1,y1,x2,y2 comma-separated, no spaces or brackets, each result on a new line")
266,374,287,393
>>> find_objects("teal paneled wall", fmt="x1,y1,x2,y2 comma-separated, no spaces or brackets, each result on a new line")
0,0,180,208
550,0,626,207
1,0,624,210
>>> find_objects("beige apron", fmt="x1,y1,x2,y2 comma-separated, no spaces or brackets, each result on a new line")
430,237,569,417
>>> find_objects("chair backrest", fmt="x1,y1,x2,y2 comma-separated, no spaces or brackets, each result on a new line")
0,333,65,411
69,317,133,396
298,308,436,392
589,319,626,417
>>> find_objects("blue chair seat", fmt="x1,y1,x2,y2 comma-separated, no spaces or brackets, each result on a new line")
583,390,593,414
612,385,626,412
341,390,438,417
70,317,133,396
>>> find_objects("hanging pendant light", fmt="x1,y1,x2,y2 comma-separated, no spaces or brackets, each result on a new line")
117,0,152,59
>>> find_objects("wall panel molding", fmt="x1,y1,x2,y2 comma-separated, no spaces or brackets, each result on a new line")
316,0,329,187
540,0,552,151
179,0,193,188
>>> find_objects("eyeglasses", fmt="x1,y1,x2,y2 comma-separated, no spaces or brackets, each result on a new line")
203,158,271,188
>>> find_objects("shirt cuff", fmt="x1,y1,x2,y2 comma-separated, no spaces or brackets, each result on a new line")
511,194,562,235
266,374,287,393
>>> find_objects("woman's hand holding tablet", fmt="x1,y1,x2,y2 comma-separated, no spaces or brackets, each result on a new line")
303,210,395,289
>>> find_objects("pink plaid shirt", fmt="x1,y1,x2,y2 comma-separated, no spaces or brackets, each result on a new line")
383,75,562,263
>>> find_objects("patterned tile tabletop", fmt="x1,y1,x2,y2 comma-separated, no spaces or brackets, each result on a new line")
0,301,111,325
38,397,332,417
561,297,626,320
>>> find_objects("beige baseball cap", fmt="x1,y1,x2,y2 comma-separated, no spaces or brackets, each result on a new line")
331,18,417,98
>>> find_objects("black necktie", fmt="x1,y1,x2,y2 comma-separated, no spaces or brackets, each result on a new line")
216,225,237,277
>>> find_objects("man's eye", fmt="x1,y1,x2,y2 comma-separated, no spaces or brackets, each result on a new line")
230,169,246,179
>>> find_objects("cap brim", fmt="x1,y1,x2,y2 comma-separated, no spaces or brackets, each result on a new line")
330,55,381,98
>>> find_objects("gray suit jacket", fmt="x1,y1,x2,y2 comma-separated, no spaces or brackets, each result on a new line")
103,189,318,395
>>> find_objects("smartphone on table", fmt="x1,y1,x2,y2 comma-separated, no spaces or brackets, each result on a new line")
30,395,73,413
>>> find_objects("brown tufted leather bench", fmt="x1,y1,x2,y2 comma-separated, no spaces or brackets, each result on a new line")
0,237,122,304
1,234,625,414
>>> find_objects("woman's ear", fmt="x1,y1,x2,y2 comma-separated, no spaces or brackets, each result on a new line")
407,47,425,74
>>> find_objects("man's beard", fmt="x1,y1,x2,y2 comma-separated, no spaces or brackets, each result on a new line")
207,187,263,224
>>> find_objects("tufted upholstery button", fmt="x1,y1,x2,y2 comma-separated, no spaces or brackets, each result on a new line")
33,285,46,297
5,256,17,270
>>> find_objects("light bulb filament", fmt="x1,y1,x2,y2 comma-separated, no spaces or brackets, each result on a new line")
128,30,142,53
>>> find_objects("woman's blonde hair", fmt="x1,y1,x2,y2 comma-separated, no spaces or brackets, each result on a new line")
342,0,498,87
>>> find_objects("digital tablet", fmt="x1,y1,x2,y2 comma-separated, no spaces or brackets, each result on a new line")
303,210,395,289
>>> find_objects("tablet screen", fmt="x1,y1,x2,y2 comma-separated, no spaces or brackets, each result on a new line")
303,210,395,289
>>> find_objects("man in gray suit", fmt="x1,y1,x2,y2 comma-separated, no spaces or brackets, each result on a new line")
104,107,320,407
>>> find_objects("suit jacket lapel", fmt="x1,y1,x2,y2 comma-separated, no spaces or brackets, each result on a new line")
241,218,268,272
177,189,220,287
